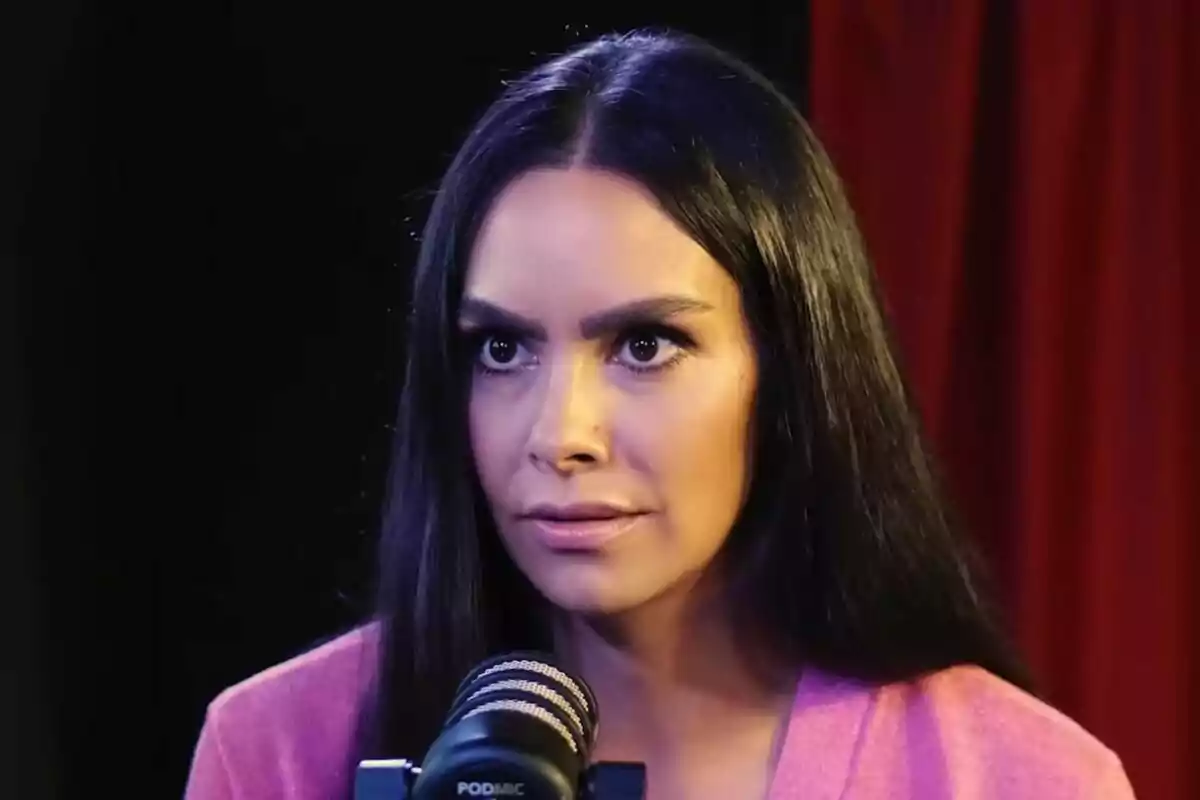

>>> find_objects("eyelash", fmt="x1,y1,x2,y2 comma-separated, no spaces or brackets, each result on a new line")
464,324,696,377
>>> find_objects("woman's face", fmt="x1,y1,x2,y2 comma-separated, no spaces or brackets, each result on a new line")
463,168,758,616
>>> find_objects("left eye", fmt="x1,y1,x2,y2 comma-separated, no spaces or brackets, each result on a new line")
614,333,681,370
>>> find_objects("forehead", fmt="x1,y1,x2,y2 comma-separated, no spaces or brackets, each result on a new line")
465,168,737,309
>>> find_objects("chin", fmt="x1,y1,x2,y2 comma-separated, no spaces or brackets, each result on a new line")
528,563,658,617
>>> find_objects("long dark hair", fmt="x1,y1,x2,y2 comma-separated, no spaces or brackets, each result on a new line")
356,28,1029,771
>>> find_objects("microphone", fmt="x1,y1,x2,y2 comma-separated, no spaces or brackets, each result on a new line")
355,652,646,799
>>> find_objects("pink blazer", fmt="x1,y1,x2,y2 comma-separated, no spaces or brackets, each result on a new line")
184,626,1136,798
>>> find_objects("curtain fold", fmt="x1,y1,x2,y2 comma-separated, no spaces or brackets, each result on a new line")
810,2,1198,797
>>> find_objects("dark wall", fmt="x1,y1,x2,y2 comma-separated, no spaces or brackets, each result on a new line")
9,6,808,796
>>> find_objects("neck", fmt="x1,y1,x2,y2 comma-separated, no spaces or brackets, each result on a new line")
553,570,794,768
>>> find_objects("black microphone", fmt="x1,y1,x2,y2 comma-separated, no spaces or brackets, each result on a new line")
355,652,645,799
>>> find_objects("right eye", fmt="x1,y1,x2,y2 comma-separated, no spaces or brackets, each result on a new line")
476,333,536,374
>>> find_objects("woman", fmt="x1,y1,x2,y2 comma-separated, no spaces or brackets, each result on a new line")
185,30,1136,799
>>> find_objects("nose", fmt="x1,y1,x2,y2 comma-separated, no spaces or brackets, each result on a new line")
526,355,609,475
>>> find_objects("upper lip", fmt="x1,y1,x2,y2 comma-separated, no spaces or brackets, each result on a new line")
520,502,644,521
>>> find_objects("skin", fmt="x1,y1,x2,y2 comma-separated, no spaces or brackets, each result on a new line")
463,167,791,799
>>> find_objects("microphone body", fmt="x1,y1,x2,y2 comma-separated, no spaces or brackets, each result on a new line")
354,653,646,800
354,759,645,800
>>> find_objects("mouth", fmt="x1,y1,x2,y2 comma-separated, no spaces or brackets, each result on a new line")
519,504,649,551
520,502,642,521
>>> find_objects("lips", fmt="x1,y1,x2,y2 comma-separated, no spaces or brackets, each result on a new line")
519,504,648,551
521,502,640,522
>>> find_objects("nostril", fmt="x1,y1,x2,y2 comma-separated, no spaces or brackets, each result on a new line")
528,450,597,466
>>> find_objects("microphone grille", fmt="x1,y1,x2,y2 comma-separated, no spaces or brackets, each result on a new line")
463,678,586,738
447,652,598,758
461,698,578,752
473,658,591,714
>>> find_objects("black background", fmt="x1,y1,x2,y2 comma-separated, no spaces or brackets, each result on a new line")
7,4,809,796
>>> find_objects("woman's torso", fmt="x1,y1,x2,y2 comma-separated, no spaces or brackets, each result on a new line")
184,625,1134,799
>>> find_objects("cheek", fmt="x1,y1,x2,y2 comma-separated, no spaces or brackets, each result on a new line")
468,388,521,498
628,370,756,543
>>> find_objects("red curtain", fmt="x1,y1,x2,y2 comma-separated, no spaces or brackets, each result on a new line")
809,2,1197,797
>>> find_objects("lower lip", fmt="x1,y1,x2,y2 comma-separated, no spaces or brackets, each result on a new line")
527,514,645,551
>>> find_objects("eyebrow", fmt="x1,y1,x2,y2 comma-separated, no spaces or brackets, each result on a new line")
458,295,715,340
